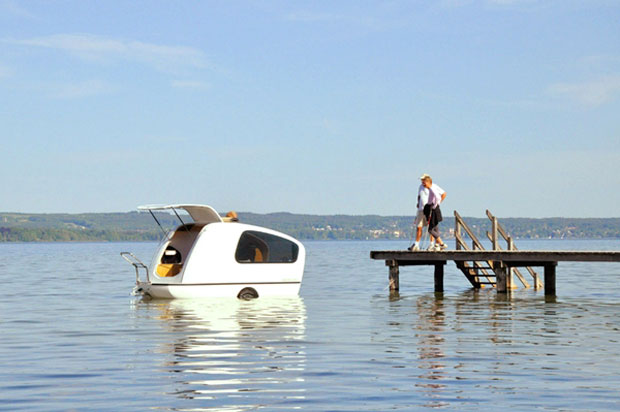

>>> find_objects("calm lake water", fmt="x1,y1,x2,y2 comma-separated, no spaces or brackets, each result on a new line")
1,239,620,411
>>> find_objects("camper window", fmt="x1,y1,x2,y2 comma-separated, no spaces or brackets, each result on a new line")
235,231,299,264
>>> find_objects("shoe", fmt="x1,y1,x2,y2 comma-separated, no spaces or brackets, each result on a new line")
438,243,448,250
411,244,420,251
427,244,436,251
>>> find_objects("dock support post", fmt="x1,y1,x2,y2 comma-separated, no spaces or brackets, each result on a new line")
434,263,444,293
506,238,516,289
495,262,508,293
507,264,513,290
544,262,557,296
388,260,399,292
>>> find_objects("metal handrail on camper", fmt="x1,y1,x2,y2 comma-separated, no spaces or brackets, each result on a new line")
121,252,149,283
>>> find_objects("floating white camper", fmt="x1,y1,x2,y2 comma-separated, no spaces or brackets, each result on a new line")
121,204,306,299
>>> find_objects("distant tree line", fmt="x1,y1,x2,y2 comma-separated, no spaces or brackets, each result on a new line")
1,211,620,242
0,227,161,242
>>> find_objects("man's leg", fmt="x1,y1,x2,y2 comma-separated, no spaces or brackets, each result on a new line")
435,228,447,250
428,224,440,250
409,211,424,251
428,234,436,249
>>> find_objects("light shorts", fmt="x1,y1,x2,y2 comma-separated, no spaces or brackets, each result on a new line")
414,209,428,228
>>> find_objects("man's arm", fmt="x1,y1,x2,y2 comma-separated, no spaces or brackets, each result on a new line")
441,192,447,203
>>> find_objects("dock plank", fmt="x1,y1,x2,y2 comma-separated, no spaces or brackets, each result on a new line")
370,250,620,263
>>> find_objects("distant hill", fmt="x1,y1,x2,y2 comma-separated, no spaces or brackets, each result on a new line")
1,211,620,242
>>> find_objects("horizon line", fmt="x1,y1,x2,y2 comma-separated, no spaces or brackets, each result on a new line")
1,210,620,220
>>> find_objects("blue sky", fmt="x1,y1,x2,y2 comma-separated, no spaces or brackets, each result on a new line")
1,0,619,217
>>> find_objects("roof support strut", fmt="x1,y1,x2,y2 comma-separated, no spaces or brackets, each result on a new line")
148,210,168,237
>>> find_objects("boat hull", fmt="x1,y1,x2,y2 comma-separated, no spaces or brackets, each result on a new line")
137,281,301,299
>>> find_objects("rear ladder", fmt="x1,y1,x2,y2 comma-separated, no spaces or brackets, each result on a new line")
121,252,150,284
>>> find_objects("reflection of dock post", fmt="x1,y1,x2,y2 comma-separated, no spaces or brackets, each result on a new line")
388,260,399,292
434,263,444,293
544,262,557,296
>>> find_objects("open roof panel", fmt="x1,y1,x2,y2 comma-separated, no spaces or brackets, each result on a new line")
138,204,223,224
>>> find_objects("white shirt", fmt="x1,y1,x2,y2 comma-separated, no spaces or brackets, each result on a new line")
417,183,445,210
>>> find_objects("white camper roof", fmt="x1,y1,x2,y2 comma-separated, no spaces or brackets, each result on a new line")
138,204,223,224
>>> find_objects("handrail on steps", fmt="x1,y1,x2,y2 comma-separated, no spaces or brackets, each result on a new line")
121,252,149,283
453,210,541,290
485,210,542,289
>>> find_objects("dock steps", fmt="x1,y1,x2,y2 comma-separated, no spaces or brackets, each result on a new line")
453,210,542,290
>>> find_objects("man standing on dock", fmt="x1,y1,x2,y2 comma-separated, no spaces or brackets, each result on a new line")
409,174,447,251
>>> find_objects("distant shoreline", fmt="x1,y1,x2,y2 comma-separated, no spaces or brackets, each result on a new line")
2,211,620,242
2,238,619,246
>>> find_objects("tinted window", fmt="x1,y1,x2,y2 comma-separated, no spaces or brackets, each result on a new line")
235,231,299,264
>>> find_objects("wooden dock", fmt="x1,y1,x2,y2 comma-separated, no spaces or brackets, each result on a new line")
370,210,620,296
370,249,620,296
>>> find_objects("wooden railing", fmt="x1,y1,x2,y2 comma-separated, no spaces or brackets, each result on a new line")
485,210,542,289
454,210,543,289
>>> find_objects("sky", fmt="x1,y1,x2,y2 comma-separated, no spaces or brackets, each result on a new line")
1,0,619,218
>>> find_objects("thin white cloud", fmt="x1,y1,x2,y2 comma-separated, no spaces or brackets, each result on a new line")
438,0,539,8
283,9,380,29
438,0,474,7
285,11,341,22
0,0,37,19
578,54,620,70
51,79,117,99
487,0,531,4
548,75,620,107
4,34,209,74
171,80,211,90
0,63,12,78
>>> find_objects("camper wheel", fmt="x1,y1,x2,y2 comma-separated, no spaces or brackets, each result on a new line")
237,287,259,300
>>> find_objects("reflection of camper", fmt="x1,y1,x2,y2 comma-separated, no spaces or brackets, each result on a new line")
137,297,307,407
121,204,306,299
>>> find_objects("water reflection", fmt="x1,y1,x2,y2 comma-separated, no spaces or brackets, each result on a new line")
414,295,448,408
374,289,573,409
134,297,306,411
